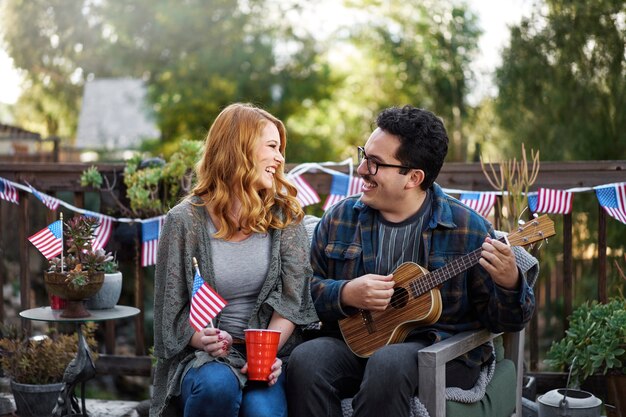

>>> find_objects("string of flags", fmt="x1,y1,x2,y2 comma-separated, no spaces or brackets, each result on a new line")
2,162,626,269
460,192,497,218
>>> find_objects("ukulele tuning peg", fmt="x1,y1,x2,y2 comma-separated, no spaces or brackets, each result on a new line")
532,213,539,218
518,219,526,226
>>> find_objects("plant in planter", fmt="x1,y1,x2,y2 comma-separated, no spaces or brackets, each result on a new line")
546,297,626,385
545,297,626,416
45,216,111,318
80,139,202,218
86,254,123,310
0,324,98,417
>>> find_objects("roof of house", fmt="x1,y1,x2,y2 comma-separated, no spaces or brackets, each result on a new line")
75,78,160,150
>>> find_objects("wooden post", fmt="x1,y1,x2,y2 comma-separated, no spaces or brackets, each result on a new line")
0,200,4,325
18,189,31,334
598,204,607,303
135,224,146,356
105,321,116,354
563,213,573,327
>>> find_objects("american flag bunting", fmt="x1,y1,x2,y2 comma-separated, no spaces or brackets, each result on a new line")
189,268,228,332
595,183,626,225
28,183,61,211
528,188,573,214
0,178,19,204
323,173,363,210
141,216,165,266
460,192,497,218
28,220,63,259
291,174,321,207
85,212,114,250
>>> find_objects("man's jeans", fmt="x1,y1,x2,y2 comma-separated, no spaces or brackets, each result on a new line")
181,361,287,417
286,336,479,417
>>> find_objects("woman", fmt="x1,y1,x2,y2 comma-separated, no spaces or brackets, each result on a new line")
150,103,318,417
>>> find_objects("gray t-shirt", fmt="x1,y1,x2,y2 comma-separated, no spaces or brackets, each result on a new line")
208,219,271,339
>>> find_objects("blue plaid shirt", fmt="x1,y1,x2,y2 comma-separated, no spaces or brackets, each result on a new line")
310,183,535,367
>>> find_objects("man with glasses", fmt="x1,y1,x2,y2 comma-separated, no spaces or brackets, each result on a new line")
286,105,535,417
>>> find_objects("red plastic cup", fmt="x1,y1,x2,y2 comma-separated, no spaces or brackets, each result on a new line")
49,294,67,310
244,329,281,381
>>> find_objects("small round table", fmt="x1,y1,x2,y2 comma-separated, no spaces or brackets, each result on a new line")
19,305,140,417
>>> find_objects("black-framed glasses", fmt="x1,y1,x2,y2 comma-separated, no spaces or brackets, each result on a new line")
357,146,414,176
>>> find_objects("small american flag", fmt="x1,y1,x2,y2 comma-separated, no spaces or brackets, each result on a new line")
323,173,362,211
141,216,165,267
596,182,626,225
460,192,497,218
28,183,61,211
528,188,573,214
28,220,63,259
0,178,19,204
189,268,228,332
291,174,321,207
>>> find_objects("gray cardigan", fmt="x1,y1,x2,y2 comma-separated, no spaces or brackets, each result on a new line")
150,197,318,417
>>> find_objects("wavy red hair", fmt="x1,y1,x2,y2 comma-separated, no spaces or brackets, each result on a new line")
191,103,302,239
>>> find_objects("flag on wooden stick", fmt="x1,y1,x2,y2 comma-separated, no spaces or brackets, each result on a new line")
189,257,228,332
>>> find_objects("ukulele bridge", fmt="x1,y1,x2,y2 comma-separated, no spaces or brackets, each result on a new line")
359,310,376,334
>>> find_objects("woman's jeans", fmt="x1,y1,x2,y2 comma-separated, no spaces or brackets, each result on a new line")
180,361,287,417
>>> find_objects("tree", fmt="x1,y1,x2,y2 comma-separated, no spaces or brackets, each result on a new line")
287,0,482,162
348,0,481,161
495,0,626,160
0,0,333,150
0,0,111,137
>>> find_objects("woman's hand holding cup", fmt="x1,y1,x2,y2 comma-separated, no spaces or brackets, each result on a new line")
241,357,282,386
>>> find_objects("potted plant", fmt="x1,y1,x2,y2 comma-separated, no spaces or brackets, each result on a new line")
545,297,626,416
86,254,123,310
80,139,202,219
0,324,98,417
45,216,110,318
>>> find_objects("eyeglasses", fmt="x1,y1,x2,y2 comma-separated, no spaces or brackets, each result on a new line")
357,146,414,176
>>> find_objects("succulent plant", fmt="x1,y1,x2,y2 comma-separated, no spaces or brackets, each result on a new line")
46,216,115,287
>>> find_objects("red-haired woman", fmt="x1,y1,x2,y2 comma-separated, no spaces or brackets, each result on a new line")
151,103,318,417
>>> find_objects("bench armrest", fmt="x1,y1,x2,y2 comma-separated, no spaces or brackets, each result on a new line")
417,329,502,417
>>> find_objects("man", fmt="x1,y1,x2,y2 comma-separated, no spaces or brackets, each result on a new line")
286,105,535,417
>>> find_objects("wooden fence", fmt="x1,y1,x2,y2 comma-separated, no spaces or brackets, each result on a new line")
1,160,625,379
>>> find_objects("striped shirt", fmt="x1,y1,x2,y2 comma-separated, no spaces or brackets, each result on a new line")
375,191,431,275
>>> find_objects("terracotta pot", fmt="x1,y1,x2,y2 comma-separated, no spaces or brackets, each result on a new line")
44,271,104,318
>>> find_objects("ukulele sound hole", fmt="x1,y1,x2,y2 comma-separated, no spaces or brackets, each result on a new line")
390,287,409,309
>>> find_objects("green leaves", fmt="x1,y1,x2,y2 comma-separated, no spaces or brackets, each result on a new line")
545,298,626,386
495,0,626,161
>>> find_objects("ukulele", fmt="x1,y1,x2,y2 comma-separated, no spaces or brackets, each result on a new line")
338,215,555,357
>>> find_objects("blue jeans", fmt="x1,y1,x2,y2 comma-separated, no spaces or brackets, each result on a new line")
181,361,287,417
286,336,480,417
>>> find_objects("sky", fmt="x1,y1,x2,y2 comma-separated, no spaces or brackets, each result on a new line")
0,0,533,106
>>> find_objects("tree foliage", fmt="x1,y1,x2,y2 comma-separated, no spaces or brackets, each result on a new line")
495,0,626,160
287,0,482,162
0,0,333,151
